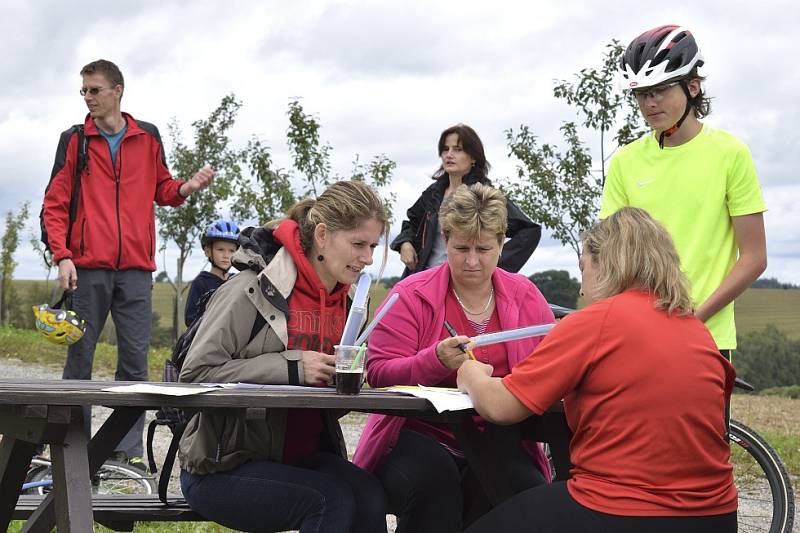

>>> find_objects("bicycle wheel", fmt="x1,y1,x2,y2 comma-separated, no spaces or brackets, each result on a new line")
24,460,156,496
729,419,795,533
92,460,155,495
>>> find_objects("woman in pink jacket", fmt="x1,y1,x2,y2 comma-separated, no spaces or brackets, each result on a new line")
354,183,554,533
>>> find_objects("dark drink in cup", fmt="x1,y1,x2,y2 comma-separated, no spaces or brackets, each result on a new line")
334,345,365,395
336,369,363,395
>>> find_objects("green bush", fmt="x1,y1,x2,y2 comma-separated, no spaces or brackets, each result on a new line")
529,270,580,308
734,325,800,390
760,385,800,399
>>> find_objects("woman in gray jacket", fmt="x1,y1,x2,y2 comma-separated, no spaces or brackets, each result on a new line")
178,181,390,533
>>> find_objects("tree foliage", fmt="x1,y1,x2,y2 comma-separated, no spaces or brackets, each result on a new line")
156,94,245,340
1,202,30,324
158,95,396,339
503,41,647,259
734,325,800,389
529,270,581,309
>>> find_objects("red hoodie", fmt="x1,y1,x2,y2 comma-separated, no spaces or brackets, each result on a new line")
273,220,349,465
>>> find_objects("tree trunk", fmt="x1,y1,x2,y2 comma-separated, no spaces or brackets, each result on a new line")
172,253,187,343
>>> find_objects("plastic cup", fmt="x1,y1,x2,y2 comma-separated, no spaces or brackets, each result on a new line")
335,345,365,395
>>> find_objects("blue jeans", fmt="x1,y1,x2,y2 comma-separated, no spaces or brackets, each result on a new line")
181,452,387,533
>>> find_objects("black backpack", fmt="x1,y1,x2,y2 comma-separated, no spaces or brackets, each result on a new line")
40,125,88,257
146,285,266,504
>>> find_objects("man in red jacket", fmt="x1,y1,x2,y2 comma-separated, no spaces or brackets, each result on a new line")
42,59,214,468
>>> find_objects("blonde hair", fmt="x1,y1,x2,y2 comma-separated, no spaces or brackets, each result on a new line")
582,207,693,315
287,180,390,277
439,183,507,243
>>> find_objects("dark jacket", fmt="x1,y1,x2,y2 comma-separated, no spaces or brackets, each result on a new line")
390,173,541,278
184,271,226,326
43,113,185,270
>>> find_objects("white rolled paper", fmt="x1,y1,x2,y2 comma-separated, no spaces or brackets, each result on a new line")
471,323,556,347
340,272,372,346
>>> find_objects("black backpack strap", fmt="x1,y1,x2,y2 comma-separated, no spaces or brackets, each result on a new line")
248,313,267,344
146,419,160,475
158,423,186,505
65,125,87,249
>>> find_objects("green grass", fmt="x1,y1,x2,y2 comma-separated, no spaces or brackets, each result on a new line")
733,288,800,340
0,326,171,380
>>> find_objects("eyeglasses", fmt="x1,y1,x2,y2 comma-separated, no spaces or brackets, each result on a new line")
79,86,113,97
632,82,680,102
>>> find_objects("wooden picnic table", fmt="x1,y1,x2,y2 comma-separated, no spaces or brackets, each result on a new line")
0,378,571,532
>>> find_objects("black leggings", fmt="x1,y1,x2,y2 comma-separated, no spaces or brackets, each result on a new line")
378,429,545,533
464,481,737,533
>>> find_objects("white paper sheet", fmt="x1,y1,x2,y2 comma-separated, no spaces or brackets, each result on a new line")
385,385,474,413
102,383,220,396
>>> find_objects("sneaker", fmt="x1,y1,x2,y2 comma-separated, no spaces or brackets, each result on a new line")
111,451,148,473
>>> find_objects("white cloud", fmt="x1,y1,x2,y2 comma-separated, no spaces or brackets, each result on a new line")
2,0,799,284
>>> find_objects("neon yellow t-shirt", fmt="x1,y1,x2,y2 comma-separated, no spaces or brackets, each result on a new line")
600,124,766,349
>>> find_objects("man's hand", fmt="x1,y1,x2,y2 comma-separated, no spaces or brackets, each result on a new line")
400,242,418,271
301,351,336,386
57,259,78,291
436,336,470,370
179,165,215,197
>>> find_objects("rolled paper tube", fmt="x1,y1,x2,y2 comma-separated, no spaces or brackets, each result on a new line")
341,272,372,346
471,323,556,347
354,293,400,347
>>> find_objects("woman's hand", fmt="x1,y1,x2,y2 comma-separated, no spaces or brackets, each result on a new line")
400,242,418,271
436,336,471,370
456,359,494,392
301,351,336,385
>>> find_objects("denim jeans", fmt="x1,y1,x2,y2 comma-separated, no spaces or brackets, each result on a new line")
181,452,387,533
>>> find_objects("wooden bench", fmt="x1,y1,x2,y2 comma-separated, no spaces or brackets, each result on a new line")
13,494,203,531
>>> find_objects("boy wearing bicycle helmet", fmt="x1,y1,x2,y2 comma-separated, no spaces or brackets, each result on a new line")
184,219,240,326
600,25,767,354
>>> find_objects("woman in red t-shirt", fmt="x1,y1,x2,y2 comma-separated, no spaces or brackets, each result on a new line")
458,207,737,533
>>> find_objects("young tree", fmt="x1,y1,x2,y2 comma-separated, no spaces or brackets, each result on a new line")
156,94,244,339
503,41,647,258
283,98,397,220
1,202,30,324
160,96,397,339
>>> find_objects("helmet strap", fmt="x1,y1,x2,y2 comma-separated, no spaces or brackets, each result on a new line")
658,81,693,149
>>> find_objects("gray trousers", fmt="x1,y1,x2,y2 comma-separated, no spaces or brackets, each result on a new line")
63,268,152,457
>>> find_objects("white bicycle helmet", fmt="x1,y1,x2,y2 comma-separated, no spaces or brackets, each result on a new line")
618,25,704,91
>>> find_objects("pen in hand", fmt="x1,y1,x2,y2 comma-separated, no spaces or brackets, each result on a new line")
443,320,477,361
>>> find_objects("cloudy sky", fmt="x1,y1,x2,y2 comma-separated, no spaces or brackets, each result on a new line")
2,0,798,284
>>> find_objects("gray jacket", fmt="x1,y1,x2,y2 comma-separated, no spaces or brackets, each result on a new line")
178,244,347,475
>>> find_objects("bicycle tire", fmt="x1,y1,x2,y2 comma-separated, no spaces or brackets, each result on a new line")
729,418,795,533
25,460,156,496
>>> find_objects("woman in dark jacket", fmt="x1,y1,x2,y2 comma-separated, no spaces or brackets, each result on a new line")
391,123,541,278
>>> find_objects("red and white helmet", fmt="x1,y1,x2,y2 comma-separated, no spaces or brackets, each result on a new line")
619,25,704,91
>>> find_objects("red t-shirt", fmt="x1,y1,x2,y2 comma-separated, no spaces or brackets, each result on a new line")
503,290,737,516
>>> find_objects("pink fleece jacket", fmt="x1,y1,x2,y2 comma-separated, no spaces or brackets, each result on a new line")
353,262,555,476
